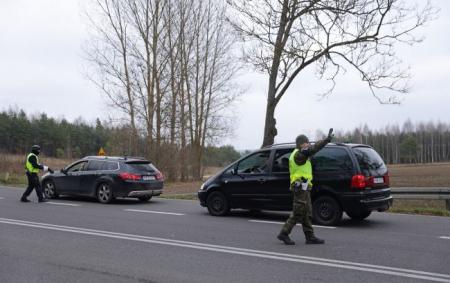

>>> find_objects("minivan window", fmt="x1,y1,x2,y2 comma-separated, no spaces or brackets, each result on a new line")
272,149,293,173
237,151,270,174
312,147,352,171
352,147,387,176
87,160,104,171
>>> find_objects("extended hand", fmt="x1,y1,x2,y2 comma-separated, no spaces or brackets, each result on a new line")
327,128,334,141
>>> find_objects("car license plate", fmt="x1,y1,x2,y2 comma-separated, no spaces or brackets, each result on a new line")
142,176,155,181
373,177,384,184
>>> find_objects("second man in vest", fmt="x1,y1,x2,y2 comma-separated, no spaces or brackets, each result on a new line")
21,145,54,203
277,129,333,245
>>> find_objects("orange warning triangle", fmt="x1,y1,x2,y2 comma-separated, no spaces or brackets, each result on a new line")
98,147,106,156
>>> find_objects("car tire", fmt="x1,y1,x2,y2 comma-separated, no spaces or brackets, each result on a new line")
138,195,152,202
346,210,371,221
43,180,58,199
312,196,343,226
206,191,230,216
97,183,114,204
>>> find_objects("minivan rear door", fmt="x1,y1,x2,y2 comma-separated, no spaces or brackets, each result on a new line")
264,148,293,209
311,146,354,193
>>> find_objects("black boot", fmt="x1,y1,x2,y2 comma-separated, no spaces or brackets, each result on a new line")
277,232,295,245
20,197,30,202
305,232,325,244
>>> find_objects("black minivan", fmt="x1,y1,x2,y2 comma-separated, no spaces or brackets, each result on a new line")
198,143,393,225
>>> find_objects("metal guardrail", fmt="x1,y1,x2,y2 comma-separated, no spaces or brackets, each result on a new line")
390,187,450,210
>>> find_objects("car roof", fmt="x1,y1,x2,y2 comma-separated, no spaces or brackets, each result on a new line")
263,142,371,150
81,156,150,163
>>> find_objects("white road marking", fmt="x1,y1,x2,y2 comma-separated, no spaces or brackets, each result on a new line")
1,218,449,283
124,209,185,216
249,219,337,229
440,236,450,240
46,202,81,207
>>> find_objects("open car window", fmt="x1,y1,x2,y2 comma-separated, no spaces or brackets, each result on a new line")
67,161,88,173
236,151,270,174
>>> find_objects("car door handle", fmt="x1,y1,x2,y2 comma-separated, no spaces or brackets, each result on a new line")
258,178,266,183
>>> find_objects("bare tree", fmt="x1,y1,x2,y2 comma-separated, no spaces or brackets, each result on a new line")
227,0,438,146
85,0,140,154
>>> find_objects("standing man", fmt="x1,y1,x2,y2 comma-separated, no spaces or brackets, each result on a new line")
277,129,334,245
21,145,53,203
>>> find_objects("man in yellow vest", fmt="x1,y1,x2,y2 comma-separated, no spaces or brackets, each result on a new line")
277,129,333,245
20,145,54,203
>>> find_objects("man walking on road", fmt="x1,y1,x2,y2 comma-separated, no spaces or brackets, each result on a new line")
21,145,53,203
277,129,334,245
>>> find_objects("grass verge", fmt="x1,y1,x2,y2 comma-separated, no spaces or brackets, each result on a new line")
388,199,450,217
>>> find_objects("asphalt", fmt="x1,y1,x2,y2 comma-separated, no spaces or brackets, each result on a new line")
1,185,449,283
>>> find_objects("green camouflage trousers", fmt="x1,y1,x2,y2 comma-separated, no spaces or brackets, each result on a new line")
281,189,314,235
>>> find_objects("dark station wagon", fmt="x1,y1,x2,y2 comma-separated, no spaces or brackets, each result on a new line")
198,143,393,225
42,156,164,203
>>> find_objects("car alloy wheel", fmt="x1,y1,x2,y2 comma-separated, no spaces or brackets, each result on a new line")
43,180,58,199
97,183,113,204
312,196,343,226
206,191,230,216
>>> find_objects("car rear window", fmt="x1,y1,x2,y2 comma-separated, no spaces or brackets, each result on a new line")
352,147,387,176
125,161,157,173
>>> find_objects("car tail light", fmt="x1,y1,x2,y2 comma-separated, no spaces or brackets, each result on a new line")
119,172,141,181
155,170,164,181
384,173,390,186
351,175,366,189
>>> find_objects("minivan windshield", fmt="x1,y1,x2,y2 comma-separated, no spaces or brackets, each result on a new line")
352,147,387,176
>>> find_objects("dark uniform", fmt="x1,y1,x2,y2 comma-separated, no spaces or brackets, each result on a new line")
278,130,333,245
21,145,53,203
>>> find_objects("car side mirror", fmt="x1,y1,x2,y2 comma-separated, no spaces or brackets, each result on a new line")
61,168,67,175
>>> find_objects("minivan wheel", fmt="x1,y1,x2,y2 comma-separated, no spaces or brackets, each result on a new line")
206,191,230,216
138,195,152,202
312,196,343,226
346,210,371,221
97,183,114,204
43,180,58,199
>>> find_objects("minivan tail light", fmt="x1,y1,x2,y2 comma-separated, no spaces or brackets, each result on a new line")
351,175,366,189
119,172,141,181
155,171,164,181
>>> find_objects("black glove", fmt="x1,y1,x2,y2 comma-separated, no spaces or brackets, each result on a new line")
327,128,334,141
49,168,54,174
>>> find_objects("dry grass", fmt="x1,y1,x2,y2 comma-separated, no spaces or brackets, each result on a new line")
388,162,450,187
0,154,76,185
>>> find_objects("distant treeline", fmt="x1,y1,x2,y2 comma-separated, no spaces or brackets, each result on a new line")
0,109,241,176
335,120,450,164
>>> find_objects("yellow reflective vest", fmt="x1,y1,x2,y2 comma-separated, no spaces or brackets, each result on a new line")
25,153,40,173
289,149,313,186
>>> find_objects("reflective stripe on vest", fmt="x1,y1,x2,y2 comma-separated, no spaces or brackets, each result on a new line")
25,153,40,173
289,148,313,186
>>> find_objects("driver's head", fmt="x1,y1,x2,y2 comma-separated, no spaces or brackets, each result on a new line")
295,135,309,149
31,145,41,155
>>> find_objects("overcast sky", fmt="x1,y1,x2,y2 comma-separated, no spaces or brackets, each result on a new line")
1,0,449,150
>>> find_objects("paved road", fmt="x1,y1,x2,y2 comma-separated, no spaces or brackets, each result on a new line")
1,185,449,283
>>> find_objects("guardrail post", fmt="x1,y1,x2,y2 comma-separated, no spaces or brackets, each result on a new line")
446,200,450,211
